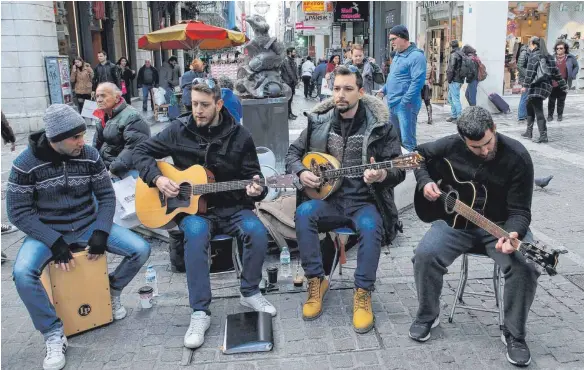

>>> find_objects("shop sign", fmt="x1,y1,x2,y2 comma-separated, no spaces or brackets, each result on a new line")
304,12,333,27
295,22,315,30
419,1,448,9
334,1,369,22
303,1,325,13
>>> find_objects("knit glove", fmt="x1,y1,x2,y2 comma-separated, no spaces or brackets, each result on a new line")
51,237,73,265
87,230,109,255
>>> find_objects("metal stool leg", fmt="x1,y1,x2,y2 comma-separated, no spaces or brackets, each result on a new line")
493,263,499,307
231,238,242,279
329,247,340,286
449,254,469,323
497,265,504,330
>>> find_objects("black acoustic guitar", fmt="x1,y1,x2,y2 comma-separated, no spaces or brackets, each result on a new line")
414,158,560,275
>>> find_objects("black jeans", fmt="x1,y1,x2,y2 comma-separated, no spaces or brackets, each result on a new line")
548,86,567,117
302,76,312,98
75,94,91,114
287,83,295,115
527,97,545,121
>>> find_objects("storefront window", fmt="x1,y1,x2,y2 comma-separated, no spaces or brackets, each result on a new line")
504,2,550,95
418,1,464,103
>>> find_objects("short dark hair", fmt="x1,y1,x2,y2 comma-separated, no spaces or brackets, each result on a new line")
306,56,312,62
456,106,495,140
334,65,363,89
191,78,222,102
98,50,107,56
168,56,178,63
286,47,295,55
554,40,569,53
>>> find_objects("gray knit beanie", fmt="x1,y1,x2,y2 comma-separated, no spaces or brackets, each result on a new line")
43,104,87,142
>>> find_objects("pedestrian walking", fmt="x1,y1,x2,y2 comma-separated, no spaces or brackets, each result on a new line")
344,44,384,95
462,45,479,106
70,57,93,114
377,25,426,151
137,59,159,112
422,57,434,125
517,44,531,122
548,40,579,121
301,56,316,98
116,57,136,105
446,40,464,122
159,56,181,106
280,47,299,120
522,37,567,143
312,58,328,101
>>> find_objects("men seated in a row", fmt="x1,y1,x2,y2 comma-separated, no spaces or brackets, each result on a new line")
285,65,405,333
7,105,151,370
132,77,276,350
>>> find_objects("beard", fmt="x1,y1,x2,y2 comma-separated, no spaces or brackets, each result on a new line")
195,106,219,127
336,100,358,113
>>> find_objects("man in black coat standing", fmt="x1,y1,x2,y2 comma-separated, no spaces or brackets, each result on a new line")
280,47,299,120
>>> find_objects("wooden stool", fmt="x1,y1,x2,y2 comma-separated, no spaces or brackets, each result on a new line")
40,250,113,336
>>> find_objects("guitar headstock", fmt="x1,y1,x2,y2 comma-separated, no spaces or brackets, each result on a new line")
264,174,296,189
519,240,560,276
393,152,425,170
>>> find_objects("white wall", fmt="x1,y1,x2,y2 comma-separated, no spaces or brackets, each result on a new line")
462,1,508,113
1,1,59,133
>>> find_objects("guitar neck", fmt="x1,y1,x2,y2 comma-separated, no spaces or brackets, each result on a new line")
323,160,395,179
192,178,265,195
442,194,510,240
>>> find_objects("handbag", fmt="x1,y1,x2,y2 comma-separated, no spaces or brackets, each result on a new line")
532,58,550,86
121,80,128,95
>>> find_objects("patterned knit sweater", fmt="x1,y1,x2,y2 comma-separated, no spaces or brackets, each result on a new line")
6,131,116,247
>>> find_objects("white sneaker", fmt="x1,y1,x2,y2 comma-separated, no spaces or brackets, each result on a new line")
43,335,67,370
184,311,211,349
111,295,127,320
240,292,277,317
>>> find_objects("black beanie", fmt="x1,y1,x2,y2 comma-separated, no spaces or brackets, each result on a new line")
389,25,409,41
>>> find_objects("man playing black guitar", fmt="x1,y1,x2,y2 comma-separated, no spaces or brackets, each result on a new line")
132,78,276,350
410,106,539,367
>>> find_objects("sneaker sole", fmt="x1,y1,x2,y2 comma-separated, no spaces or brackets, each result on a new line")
184,323,210,349
353,315,375,334
501,334,531,366
43,358,66,370
409,317,440,342
240,300,277,317
302,285,328,321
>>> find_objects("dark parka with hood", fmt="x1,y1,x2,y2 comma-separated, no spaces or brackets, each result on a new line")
286,94,406,243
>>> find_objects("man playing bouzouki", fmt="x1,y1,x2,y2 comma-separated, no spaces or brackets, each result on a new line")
410,106,538,367
132,78,276,350
285,66,405,334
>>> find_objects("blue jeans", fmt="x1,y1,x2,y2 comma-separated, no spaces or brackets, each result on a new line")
295,199,383,291
141,85,154,110
12,223,150,338
518,91,528,120
179,209,269,313
448,82,462,118
389,101,421,152
465,80,478,106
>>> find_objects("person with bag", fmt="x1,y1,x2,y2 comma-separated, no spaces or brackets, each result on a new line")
301,56,316,98
116,57,136,105
286,66,405,334
521,37,567,143
445,40,465,122
461,45,480,106
280,47,299,120
548,40,578,122
516,44,531,122
422,54,435,125
312,58,328,101
132,78,277,350
70,57,94,114
93,83,150,179
137,60,159,112
6,104,150,370
344,44,385,95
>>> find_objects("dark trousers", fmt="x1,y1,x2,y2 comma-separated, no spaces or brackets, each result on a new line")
302,76,312,98
527,96,547,136
287,83,295,115
295,199,384,290
75,94,91,114
465,80,478,106
412,221,540,340
548,86,567,117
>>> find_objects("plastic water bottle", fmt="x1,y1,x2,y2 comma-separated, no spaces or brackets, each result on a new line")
145,265,159,296
280,246,291,278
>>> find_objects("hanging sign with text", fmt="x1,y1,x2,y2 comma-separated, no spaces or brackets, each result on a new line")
334,1,369,22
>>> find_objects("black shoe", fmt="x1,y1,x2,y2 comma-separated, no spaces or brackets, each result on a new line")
288,114,297,120
547,115,553,122
143,108,148,112
446,117,456,122
408,317,439,342
557,115,563,121
501,332,531,367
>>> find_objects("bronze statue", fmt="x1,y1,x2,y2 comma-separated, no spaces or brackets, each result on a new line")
235,15,292,99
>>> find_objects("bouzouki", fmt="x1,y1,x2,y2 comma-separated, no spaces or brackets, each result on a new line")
136,162,294,229
414,158,560,275
301,152,423,200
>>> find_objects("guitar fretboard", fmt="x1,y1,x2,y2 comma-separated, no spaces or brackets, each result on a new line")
192,178,266,195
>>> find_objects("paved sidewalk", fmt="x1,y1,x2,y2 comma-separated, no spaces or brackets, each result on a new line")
2,92,584,369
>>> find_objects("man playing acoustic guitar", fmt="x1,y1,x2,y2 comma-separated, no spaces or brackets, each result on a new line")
286,65,405,334
410,106,539,367
132,78,276,350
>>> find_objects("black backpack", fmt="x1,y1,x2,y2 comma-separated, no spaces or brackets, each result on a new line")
458,51,478,81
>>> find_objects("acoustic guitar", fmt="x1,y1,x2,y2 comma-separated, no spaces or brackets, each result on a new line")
413,158,560,275
135,162,294,229
301,152,423,200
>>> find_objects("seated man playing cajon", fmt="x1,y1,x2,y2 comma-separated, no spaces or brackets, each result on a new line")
7,104,151,370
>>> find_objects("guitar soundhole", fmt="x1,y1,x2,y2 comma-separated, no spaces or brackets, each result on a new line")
443,190,459,214
309,159,335,188
165,183,192,215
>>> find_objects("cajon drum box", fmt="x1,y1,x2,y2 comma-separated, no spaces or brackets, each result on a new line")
40,250,113,336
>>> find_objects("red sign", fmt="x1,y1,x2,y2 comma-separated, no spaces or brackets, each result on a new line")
295,22,315,30
242,13,247,34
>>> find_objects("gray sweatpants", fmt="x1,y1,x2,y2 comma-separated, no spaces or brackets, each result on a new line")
412,220,540,340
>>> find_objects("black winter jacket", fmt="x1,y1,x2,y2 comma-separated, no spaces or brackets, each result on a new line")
93,101,151,177
447,48,465,83
132,108,267,213
280,56,299,86
285,95,405,243
517,45,530,84
93,61,121,90
523,47,567,100
137,66,159,88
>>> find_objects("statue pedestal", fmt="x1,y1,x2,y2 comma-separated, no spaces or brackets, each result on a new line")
241,97,289,173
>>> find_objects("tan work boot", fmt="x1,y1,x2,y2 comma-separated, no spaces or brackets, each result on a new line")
302,277,329,320
353,288,374,333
